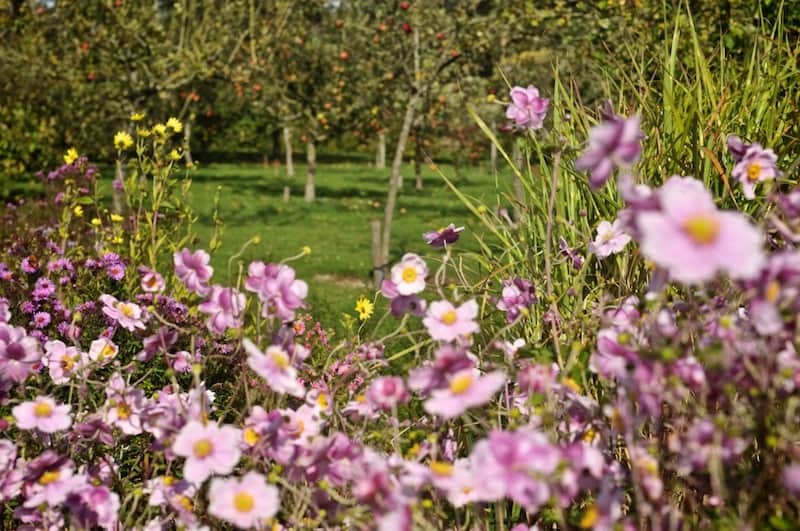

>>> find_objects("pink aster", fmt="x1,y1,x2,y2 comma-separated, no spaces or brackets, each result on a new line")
174,248,214,296
589,219,631,259
198,285,246,335
172,420,242,484
0,323,41,382
208,472,280,529
637,176,765,284
423,370,506,419
423,299,479,342
389,253,428,295
100,294,146,331
244,338,305,397
505,85,549,130
13,396,72,433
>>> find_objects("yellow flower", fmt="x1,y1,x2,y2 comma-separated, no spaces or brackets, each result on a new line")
355,296,374,321
63,148,79,164
302,246,312,255
486,94,496,103
168,149,182,161
110,214,124,223
90,218,101,226
130,112,145,121
137,128,152,138
112,236,123,244
73,206,84,217
114,131,134,151
166,117,183,133
152,124,167,136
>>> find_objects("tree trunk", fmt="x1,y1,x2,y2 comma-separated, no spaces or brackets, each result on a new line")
113,160,126,214
414,127,423,190
511,141,526,223
283,126,294,177
490,119,498,177
376,130,386,169
380,94,420,269
183,120,193,165
371,219,382,288
304,139,316,203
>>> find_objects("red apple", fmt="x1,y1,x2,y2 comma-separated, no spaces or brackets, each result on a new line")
400,1,410,10
335,19,343,28
435,32,445,41
401,23,412,34
339,51,349,60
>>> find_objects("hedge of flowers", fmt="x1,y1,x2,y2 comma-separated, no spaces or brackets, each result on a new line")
1,91,799,530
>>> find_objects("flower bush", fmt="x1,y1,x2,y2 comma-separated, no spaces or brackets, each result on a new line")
1,87,800,531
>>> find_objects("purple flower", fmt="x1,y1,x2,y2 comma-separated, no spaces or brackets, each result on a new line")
558,237,585,270
245,261,308,321
0,299,9,323
139,267,165,293
423,224,464,248
174,248,214,296
33,277,55,299
380,280,427,317
575,107,644,188
589,219,631,259
423,299,479,342
505,85,549,130
637,176,765,284
137,327,178,362
198,285,246,335
107,263,126,281
32,311,51,329
21,256,39,274
423,370,505,419
366,377,409,411
0,323,41,382
728,137,780,199
496,278,536,322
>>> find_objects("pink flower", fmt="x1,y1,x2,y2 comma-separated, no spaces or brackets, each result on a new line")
244,339,305,397
139,267,165,293
245,261,307,320
198,285,246,335
423,299,479,342
23,460,85,508
575,108,643,188
423,224,464,248
0,323,41,382
505,85,549,130
0,299,10,322
13,396,72,433
423,370,506,419
637,176,765,284
729,139,780,199
389,253,427,295
208,472,280,529
366,377,409,411
43,340,85,384
172,420,242,484
174,248,214,296
590,219,631,259
89,337,119,365
100,294,146,331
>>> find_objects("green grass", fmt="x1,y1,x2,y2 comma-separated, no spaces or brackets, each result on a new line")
186,160,510,326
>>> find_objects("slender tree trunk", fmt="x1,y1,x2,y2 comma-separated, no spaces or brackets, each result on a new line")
304,139,316,203
414,127,423,190
183,120,193,165
113,160,125,214
376,130,386,169
490,119,498,177
380,94,420,269
283,126,294,177
511,141,525,223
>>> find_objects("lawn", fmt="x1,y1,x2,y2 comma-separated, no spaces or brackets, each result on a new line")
187,159,512,325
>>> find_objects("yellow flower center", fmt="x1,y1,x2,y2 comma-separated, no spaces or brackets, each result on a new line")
192,438,213,458
270,349,289,369
441,310,458,325
579,504,598,528
317,393,329,409
683,214,720,245
38,470,61,485
402,266,418,283
449,374,473,395
355,394,366,403
34,401,53,417
429,461,454,476
290,419,306,439
176,494,193,511
766,280,780,303
99,343,116,360
117,404,131,420
62,356,76,371
747,162,762,181
163,476,176,486
243,427,260,446
234,491,255,513
118,303,135,318
146,276,159,288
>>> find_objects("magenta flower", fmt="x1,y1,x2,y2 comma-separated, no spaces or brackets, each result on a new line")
575,109,643,188
496,279,536,322
589,219,631,259
32,311,51,328
13,396,72,433
380,280,427,317
423,224,464,248
390,253,428,295
172,420,242,484
244,338,305,397
423,370,505,419
245,261,307,320
139,267,165,293
198,285,246,335
366,376,409,411
0,323,41,382
728,137,780,199
505,85,549,130
100,294,146,331
174,248,214,296
637,176,765,284
423,299,479,342
208,472,280,529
